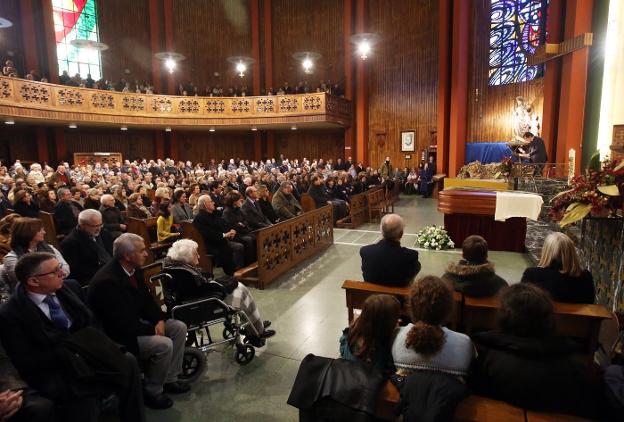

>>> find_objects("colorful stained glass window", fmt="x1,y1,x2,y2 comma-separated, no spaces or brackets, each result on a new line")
489,0,548,86
52,0,102,80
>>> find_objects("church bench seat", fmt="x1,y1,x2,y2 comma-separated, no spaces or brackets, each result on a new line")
336,190,369,229
39,211,64,248
180,221,214,274
366,187,386,222
300,193,316,213
127,217,171,264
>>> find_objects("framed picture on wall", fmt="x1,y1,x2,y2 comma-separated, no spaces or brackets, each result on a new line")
401,130,416,152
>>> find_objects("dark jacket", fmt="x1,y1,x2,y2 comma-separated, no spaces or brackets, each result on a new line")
222,206,254,235
528,136,548,164
0,281,93,400
398,372,469,422
193,209,235,275
161,258,226,305
521,263,595,304
127,203,150,219
287,354,384,422
60,227,113,286
100,205,127,234
257,197,279,223
360,239,421,287
83,197,100,210
54,200,83,235
14,200,40,218
241,198,271,230
470,331,602,419
307,184,329,208
442,260,508,297
88,260,166,355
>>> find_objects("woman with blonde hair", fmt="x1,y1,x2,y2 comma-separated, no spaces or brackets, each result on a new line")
521,232,594,303
391,276,474,377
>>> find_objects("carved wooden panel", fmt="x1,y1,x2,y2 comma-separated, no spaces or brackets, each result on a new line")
279,97,299,113
303,96,322,111
19,84,50,104
231,99,251,113
326,96,351,117
205,99,225,113
291,212,316,261
58,89,84,106
315,207,334,245
91,92,115,109
258,224,292,273
0,80,12,99
73,152,123,167
151,97,172,113
178,99,200,113
255,98,275,113
122,96,145,111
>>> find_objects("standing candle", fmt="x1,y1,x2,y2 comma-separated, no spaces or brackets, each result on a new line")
568,148,576,184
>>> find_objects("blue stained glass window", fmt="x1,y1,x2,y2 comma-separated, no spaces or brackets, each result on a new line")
489,0,548,86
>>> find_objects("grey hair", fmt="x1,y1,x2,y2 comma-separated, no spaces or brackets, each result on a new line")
380,214,404,241
166,239,199,264
113,233,144,259
197,194,212,209
245,186,255,197
78,208,102,224
57,187,70,197
100,193,114,205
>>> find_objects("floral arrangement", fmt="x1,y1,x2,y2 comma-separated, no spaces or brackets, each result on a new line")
416,225,455,250
550,158,624,227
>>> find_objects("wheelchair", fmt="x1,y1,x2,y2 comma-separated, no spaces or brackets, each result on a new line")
149,272,260,383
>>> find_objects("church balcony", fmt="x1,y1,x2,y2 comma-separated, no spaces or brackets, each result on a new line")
0,76,352,130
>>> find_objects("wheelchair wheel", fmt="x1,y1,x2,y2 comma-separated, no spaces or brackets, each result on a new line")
222,325,235,340
235,344,255,365
179,347,206,383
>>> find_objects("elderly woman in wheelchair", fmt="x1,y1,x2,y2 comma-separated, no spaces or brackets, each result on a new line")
161,239,275,347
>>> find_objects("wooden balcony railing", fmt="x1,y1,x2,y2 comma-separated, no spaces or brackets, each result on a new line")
0,76,352,129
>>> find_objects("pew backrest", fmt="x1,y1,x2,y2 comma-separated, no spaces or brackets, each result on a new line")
39,211,63,247
180,221,213,274
300,193,316,213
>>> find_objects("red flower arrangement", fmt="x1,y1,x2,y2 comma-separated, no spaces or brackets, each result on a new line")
550,158,624,226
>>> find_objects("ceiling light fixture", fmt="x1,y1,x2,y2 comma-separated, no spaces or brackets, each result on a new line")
291,125,297,131
293,52,322,75
4,119,14,125
165,127,172,132
209,127,216,132
120,126,128,131
251,127,258,131
227,56,254,78
350,33,381,60
155,52,186,74
70,39,109,51
68,123,77,129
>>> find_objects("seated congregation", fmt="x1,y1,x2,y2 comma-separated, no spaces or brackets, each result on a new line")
289,214,620,421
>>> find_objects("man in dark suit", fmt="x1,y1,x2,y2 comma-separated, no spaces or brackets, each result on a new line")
520,131,548,174
359,214,421,287
54,187,84,235
241,186,272,230
88,233,189,410
0,253,145,422
193,195,243,275
60,209,113,286
99,194,127,239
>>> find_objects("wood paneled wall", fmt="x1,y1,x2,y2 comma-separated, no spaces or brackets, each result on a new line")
0,0,24,73
367,0,439,170
64,128,156,161
274,129,345,161
96,0,153,84
0,127,37,163
172,0,253,92
271,0,344,91
467,0,544,142
176,131,254,162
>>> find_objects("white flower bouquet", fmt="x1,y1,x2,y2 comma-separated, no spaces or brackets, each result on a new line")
416,225,455,250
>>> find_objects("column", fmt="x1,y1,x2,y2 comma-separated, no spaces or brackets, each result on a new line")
41,0,59,83
163,0,175,95
436,0,452,175
447,0,470,176
343,0,354,161
354,0,368,165
251,0,262,161
149,0,164,94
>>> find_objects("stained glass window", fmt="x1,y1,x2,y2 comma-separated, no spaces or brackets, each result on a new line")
52,0,102,80
489,0,548,86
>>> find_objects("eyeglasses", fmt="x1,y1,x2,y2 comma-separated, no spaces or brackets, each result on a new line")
85,222,103,228
33,264,65,278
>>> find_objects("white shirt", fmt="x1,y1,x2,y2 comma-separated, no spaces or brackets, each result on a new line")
27,291,72,328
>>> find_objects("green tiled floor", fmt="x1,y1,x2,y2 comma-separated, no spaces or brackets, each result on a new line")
148,196,532,422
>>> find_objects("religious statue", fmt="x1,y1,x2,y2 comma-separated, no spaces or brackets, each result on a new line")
512,96,533,142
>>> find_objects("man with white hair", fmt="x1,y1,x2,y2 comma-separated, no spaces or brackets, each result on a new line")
99,194,127,239
359,214,421,287
88,233,189,409
60,209,113,286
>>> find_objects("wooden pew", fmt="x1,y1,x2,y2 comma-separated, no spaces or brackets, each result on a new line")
235,205,334,289
366,188,386,222
180,221,213,274
336,190,369,229
525,411,594,422
300,193,316,213
377,381,526,421
341,280,462,328
39,211,64,248
384,182,401,213
127,217,171,264
462,295,612,356
432,173,446,199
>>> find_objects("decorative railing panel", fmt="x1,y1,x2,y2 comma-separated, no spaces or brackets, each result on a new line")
257,205,333,287
0,76,352,129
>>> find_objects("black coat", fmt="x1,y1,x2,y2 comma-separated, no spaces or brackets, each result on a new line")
398,372,469,422
257,197,279,223
360,239,421,287
521,264,595,304
470,331,602,419
100,205,127,233
0,281,93,401
14,200,40,218
528,136,548,164
442,260,508,297
193,209,236,275
307,184,329,208
241,199,271,230
87,260,165,355
222,206,254,235
287,354,384,422
54,200,83,235
60,227,113,286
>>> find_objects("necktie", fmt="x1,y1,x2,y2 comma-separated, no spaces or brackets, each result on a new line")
43,295,70,331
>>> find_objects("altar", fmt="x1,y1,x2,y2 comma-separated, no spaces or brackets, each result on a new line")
438,189,543,252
